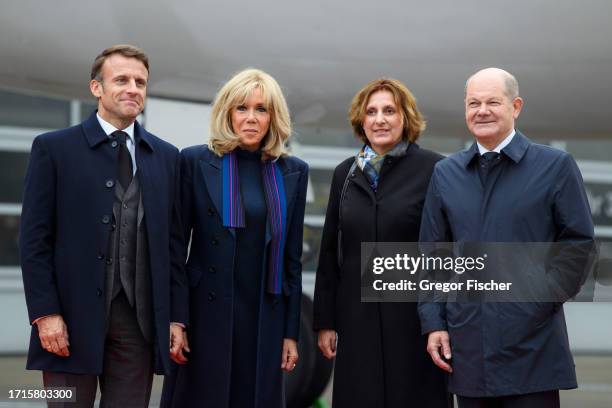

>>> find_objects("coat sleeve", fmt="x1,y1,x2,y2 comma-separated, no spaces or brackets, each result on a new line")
418,166,450,334
547,153,596,302
283,161,309,340
20,136,62,323
170,149,189,325
312,163,346,331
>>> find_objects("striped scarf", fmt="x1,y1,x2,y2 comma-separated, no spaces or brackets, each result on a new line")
222,151,287,295
356,141,409,191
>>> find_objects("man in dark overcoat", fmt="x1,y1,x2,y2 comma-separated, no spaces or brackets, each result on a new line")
20,44,188,407
419,67,594,408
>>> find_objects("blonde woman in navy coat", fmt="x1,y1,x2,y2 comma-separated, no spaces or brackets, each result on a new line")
161,69,309,407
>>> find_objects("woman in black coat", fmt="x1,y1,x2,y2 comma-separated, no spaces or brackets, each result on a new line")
161,69,309,407
313,78,451,407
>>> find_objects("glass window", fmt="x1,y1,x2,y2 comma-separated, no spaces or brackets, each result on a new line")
565,139,612,162
0,151,30,203
302,223,323,273
0,215,20,266
0,89,70,129
80,100,98,122
306,168,334,216
294,126,360,148
586,182,612,228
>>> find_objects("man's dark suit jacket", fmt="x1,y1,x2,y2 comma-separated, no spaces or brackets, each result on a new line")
20,111,188,375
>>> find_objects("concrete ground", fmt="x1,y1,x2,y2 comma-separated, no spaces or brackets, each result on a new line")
0,355,609,407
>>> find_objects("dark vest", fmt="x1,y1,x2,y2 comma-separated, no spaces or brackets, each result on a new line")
104,174,154,342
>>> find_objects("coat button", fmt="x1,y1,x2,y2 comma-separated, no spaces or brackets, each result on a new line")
122,203,128,209
208,291,216,301
207,208,214,216
97,288,103,296
97,253,104,260
105,257,113,265
212,238,219,246
209,266,216,274
111,141,118,148
105,180,115,188
101,215,110,224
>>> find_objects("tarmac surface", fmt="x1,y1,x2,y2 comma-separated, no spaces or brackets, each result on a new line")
0,354,610,407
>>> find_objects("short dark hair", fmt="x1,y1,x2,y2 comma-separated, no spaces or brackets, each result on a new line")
90,44,149,81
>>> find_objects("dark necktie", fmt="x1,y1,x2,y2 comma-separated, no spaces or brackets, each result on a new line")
113,130,133,190
478,152,501,184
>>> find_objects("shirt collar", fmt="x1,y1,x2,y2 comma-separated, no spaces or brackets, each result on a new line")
461,129,530,168
476,129,516,155
96,113,135,142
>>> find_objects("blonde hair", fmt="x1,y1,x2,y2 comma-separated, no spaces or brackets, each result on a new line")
348,78,426,144
208,69,291,159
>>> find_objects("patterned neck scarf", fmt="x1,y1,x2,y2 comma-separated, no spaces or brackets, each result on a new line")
221,151,287,295
356,140,409,191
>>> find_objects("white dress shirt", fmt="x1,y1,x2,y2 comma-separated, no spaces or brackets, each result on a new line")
477,129,516,155
96,113,137,175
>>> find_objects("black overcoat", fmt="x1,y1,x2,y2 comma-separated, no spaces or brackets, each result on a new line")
313,143,451,408
19,112,188,376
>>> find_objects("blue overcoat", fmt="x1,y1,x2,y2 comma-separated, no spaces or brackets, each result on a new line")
20,112,188,375
418,131,594,397
162,145,308,407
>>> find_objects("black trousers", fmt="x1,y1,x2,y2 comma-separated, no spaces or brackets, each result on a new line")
43,290,154,407
457,390,560,408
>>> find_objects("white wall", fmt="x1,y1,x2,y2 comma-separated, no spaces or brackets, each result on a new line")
144,97,212,150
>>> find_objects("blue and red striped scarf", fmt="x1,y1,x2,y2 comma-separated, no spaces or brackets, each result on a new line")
222,151,287,295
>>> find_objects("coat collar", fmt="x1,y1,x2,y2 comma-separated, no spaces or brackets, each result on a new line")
461,130,531,168
202,149,294,175
82,110,154,152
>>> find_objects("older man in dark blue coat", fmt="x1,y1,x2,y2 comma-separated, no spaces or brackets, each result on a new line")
20,45,188,407
419,68,594,408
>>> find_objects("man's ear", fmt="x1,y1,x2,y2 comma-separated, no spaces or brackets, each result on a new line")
512,97,523,119
90,79,103,99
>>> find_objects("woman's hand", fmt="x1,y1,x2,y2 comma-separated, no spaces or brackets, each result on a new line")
281,338,299,372
317,329,337,359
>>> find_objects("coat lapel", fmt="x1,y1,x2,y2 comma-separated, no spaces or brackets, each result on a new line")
265,162,300,246
133,124,159,241
351,165,376,201
199,154,236,237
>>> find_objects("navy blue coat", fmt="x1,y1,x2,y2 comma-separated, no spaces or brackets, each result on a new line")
20,112,188,375
418,131,594,397
163,145,308,407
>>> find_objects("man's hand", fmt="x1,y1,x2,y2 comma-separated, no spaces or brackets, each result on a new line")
281,338,299,372
426,330,452,373
169,323,189,364
317,329,337,359
37,315,70,357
